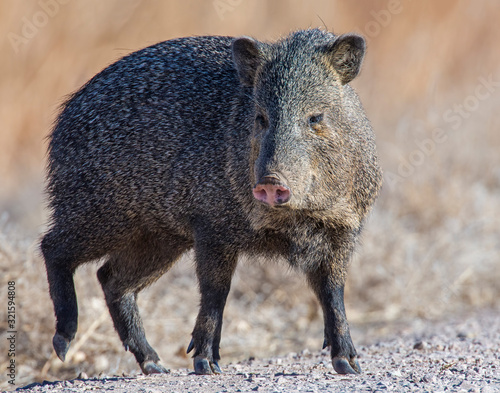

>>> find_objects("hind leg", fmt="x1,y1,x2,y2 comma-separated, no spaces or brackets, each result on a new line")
41,229,99,361
97,233,191,374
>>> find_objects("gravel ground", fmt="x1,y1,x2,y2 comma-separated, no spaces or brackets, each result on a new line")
14,309,499,393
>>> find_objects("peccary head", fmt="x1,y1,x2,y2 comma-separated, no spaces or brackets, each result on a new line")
232,29,380,229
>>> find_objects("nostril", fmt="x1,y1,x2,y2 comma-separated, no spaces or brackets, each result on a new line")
252,186,269,203
275,187,290,204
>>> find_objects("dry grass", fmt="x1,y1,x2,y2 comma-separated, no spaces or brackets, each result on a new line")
1,0,499,389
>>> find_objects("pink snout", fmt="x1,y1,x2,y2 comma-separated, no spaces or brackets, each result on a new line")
253,177,291,206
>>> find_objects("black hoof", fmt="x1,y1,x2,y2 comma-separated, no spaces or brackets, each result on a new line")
187,338,194,354
322,338,329,349
333,357,361,374
211,360,222,374
53,333,71,362
194,356,222,375
141,360,170,375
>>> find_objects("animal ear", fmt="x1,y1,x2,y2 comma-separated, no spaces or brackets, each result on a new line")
232,36,263,87
323,34,366,85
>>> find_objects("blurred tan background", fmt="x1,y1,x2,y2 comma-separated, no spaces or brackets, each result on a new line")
1,0,499,388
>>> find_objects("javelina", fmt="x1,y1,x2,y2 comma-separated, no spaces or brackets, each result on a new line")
41,28,382,376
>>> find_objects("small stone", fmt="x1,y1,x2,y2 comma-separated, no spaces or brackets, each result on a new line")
460,382,477,391
77,372,88,380
421,374,436,383
413,341,426,350
389,369,403,377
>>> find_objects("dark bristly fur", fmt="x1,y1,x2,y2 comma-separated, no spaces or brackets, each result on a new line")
41,28,382,376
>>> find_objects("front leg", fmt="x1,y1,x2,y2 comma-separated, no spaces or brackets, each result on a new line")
307,264,361,375
188,241,237,374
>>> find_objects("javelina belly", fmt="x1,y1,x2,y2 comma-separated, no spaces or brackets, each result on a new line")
41,29,382,376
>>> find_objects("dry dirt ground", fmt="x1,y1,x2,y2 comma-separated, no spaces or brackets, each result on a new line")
14,309,499,393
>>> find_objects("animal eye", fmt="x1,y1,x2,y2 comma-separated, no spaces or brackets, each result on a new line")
255,113,267,129
308,113,324,126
